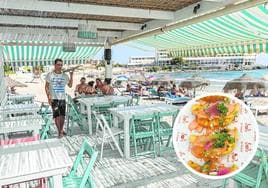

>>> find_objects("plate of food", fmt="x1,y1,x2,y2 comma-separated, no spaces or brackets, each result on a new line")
173,92,258,179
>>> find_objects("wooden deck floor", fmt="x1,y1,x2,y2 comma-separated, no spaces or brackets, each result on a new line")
59,132,223,188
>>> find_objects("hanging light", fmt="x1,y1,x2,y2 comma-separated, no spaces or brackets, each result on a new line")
78,23,98,39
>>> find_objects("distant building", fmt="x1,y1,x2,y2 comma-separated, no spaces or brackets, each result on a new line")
128,56,155,67
128,49,172,66
155,49,172,66
184,54,256,69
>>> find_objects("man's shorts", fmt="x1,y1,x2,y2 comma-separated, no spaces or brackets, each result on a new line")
51,99,66,118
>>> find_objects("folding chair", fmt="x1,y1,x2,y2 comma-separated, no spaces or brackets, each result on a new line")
66,94,87,134
93,112,123,159
50,139,98,188
155,110,178,155
130,113,157,158
222,148,268,188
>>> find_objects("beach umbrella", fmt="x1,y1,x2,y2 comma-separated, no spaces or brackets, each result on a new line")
146,75,156,81
129,74,147,82
116,75,129,81
179,75,210,97
151,75,173,85
223,73,265,91
4,77,27,88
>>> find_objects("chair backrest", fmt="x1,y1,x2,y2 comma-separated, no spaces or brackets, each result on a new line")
129,96,140,106
70,139,98,188
93,112,114,137
157,110,179,126
256,148,268,178
131,113,155,132
40,113,52,140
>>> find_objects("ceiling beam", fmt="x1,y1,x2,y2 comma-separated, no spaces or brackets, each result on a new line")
0,27,122,38
0,40,104,47
0,0,174,20
0,27,110,45
113,0,265,45
0,15,142,31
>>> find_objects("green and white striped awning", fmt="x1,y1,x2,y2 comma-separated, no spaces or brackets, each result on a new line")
2,43,102,67
132,4,268,57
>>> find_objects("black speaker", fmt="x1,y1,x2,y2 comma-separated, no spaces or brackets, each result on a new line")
104,49,111,61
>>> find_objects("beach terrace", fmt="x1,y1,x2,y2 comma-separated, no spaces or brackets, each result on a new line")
1,0,268,188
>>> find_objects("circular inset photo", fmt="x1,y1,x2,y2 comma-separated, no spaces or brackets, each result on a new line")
173,92,259,179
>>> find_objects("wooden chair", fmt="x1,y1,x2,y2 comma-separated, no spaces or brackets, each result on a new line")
155,110,178,155
40,113,52,140
50,139,98,188
66,94,87,134
130,113,157,158
94,112,123,159
222,148,268,188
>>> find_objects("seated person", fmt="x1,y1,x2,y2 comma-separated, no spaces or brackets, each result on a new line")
75,77,87,96
157,85,166,97
137,85,144,96
249,86,265,97
235,89,244,100
170,85,185,96
101,78,114,95
171,84,177,95
95,78,104,93
84,81,96,95
126,83,132,92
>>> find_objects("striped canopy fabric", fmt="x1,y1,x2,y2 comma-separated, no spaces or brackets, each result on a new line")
132,4,268,57
2,44,102,67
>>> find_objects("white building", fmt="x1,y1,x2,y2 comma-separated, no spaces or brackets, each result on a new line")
184,54,256,68
128,56,155,66
127,50,172,66
155,49,172,66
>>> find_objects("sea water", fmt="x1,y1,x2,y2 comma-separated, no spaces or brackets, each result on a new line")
155,69,268,93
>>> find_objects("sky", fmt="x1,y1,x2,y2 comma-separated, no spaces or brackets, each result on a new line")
95,43,155,64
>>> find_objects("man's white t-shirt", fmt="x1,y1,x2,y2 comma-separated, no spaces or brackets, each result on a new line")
45,72,69,100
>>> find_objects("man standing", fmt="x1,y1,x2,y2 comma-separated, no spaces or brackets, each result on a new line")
45,58,73,138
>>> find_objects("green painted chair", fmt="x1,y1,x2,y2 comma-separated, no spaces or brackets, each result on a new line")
40,113,52,140
130,113,157,158
66,94,87,134
155,110,178,155
112,100,129,108
92,102,113,128
148,88,160,99
222,148,268,188
128,96,140,106
63,139,98,188
38,103,53,139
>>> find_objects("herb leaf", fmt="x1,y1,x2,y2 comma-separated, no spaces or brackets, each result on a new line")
217,102,228,115
213,129,235,148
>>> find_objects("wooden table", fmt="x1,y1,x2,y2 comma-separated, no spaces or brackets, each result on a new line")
0,115,43,139
78,95,132,134
0,139,72,188
109,104,179,158
7,94,35,104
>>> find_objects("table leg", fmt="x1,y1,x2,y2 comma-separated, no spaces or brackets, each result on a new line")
53,174,63,188
255,109,258,117
113,116,119,128
87,106,92,135
124,117,130,159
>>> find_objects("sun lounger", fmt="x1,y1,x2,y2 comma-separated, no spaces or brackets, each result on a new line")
165,92,191,104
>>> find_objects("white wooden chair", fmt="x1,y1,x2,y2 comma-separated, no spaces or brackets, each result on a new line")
93,112,124,159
